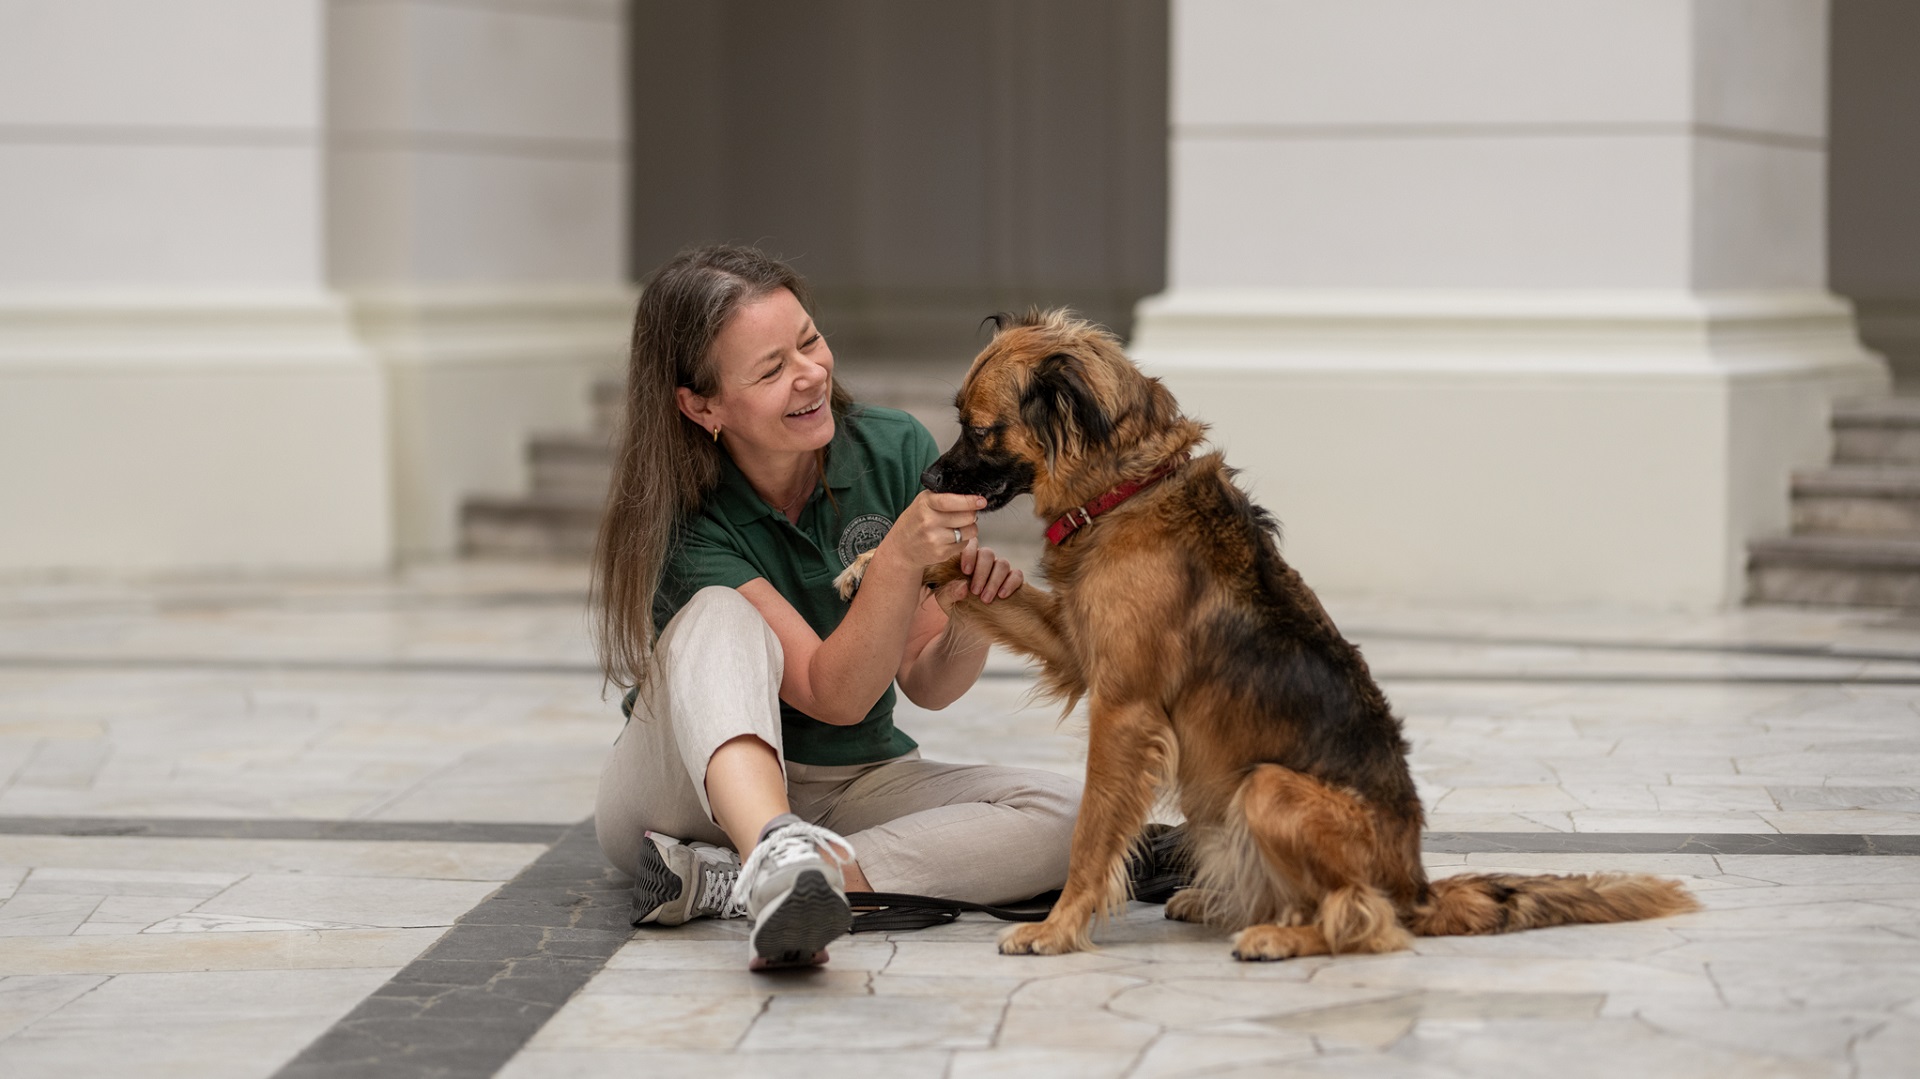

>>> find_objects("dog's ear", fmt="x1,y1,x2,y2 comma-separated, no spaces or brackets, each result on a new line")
1020,351,1112,466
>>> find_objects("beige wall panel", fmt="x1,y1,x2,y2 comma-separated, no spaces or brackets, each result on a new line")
1693,0,1828,138
0,362,388,572
1169,136,1692,291
327,148,624,285
327,1,622,142
0,144,322,288
1691,138,1825,290
1175,0,1689,126
0,0,319,127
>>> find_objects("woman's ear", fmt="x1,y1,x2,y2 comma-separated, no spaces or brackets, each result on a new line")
675,386,716,432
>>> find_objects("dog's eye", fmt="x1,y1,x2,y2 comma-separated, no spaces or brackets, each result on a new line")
968,425,993,440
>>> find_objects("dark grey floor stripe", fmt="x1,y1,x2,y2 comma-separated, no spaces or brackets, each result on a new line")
0,655,600,677
0,816,570,844
274,818,631,1079
1423,831,1920,856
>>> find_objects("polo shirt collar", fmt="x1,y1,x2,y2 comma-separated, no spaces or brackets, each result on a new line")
708,415,859,526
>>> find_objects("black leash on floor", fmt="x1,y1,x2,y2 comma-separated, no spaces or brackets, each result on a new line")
843,824,1193,933
845,891,1053,932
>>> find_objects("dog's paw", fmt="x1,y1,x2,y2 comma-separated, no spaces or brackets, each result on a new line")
1164,887,1212,924
833,551,874,601
1229,924,1324,962
998,918,1091,956
921,556,966,590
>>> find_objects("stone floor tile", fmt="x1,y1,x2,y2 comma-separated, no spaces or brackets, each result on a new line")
1568,812,1773,833
1309,955,1712,996
1432,786,1584,813
0,974,104,1039
0,867,25,901
1711,855,1920,886
1390,1016,1847,1079
1006,969,1146,1008
1852,1016,1920,1079
0,926,441,975
523,993,767,1051
585,967,872,997
0,967,396,1079
739,994,1004,1051
0,893,99,936
996,1004,1159,1052
499,1048,954,1079
881,939,1132,979
0,835,548,882
949,1047,1136,1078
1129,1028,1318,1078
187,872,502,928
16,866,240,898
80,893,202,930
1109,979,1401,1028
1634,1005,1885,1065
868,973,1026,998
1761,809,1920,833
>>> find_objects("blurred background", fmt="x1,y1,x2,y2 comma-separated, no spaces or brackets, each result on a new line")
1,0,1917,610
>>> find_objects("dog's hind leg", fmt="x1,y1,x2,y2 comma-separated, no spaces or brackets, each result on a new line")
1000,699,1171,956
1229,764,1413,962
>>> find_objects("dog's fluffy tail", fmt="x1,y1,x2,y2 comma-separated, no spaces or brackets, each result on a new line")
1406,871,1698,937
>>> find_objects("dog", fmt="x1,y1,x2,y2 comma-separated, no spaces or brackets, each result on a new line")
842,309,1697,959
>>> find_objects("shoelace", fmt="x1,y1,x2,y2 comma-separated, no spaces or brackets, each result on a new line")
730,821,857,910
698,867,746,919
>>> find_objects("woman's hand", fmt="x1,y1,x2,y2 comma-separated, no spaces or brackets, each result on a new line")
937,540,1023,608
883,491,987,568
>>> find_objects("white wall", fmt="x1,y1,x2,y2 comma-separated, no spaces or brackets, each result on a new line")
1134,0,1886,607
0,0,389,573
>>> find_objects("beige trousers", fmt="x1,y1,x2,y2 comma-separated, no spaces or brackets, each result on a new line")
594,586,1078,906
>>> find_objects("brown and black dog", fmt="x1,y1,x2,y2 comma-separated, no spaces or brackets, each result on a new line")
851,309,1697,959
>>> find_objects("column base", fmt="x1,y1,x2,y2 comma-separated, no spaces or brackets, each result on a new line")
0,292,390,574
348,286,632,558
1130,289,1889,608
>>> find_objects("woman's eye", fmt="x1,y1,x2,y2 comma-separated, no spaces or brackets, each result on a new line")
801,334,822,349
761,362,784,381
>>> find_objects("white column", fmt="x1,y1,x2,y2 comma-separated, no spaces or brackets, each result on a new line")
1132,0,1887,607
326,0,630,557
0,0,388,572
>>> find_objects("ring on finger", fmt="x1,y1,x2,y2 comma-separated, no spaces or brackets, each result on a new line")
952,528,964,545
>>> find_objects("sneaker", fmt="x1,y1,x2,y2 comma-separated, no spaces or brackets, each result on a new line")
732,820,855,970
631,831,746,926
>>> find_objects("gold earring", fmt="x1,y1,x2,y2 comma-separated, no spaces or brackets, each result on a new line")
711,426,721,442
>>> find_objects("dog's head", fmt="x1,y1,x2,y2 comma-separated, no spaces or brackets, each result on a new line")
921,309,1200,515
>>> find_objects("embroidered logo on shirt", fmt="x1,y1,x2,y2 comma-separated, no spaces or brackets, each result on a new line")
837,514,893,568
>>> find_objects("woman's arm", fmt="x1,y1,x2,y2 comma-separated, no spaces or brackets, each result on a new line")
895,542,1024,709
736,491,986,726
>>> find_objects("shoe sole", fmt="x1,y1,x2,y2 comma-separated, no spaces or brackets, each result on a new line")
630,836,684,925
749,868,850,969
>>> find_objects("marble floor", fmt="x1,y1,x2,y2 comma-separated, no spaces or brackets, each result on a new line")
1,561,1918,1077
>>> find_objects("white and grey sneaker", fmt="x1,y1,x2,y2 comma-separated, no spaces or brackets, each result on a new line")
733,818,855,970
631,831,745,926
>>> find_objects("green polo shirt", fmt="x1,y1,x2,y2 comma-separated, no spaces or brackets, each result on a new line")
652,404,940,766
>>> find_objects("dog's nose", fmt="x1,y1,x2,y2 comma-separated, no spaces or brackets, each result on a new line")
920,462,946,491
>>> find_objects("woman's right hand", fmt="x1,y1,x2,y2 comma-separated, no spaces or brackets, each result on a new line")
882,490,988,568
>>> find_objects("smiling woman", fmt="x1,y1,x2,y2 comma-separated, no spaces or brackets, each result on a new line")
590,245,1080,971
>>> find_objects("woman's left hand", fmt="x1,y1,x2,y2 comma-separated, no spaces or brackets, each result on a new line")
937,540,1023,608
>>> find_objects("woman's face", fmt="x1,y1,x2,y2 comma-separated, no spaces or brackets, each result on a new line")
677,287,836,462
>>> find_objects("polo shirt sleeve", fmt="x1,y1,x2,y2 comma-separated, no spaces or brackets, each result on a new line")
653,516,764,628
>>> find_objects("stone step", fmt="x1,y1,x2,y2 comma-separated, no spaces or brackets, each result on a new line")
1747,534,1920,607
460,494,602,559
1833,397,1920,465
1790,466,1920,537
529,432,614,502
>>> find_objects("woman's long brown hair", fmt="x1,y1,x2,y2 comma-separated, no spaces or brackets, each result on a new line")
593,244,853,691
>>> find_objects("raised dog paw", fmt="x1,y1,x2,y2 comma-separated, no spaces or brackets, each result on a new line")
833,551,874,601
998,919,1089,956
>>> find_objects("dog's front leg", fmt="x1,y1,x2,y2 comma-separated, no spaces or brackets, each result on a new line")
1000,699,1169,956
927,562,1081,682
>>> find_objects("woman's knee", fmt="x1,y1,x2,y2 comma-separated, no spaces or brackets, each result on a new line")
658,586,784,679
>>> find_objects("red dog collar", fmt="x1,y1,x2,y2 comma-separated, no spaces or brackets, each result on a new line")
1045,453,1191,546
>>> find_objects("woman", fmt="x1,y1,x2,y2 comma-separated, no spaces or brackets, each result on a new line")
592,244,1079,969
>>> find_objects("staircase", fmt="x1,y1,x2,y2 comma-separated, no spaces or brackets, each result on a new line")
1748,399,1920,607
460,371,1043,568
